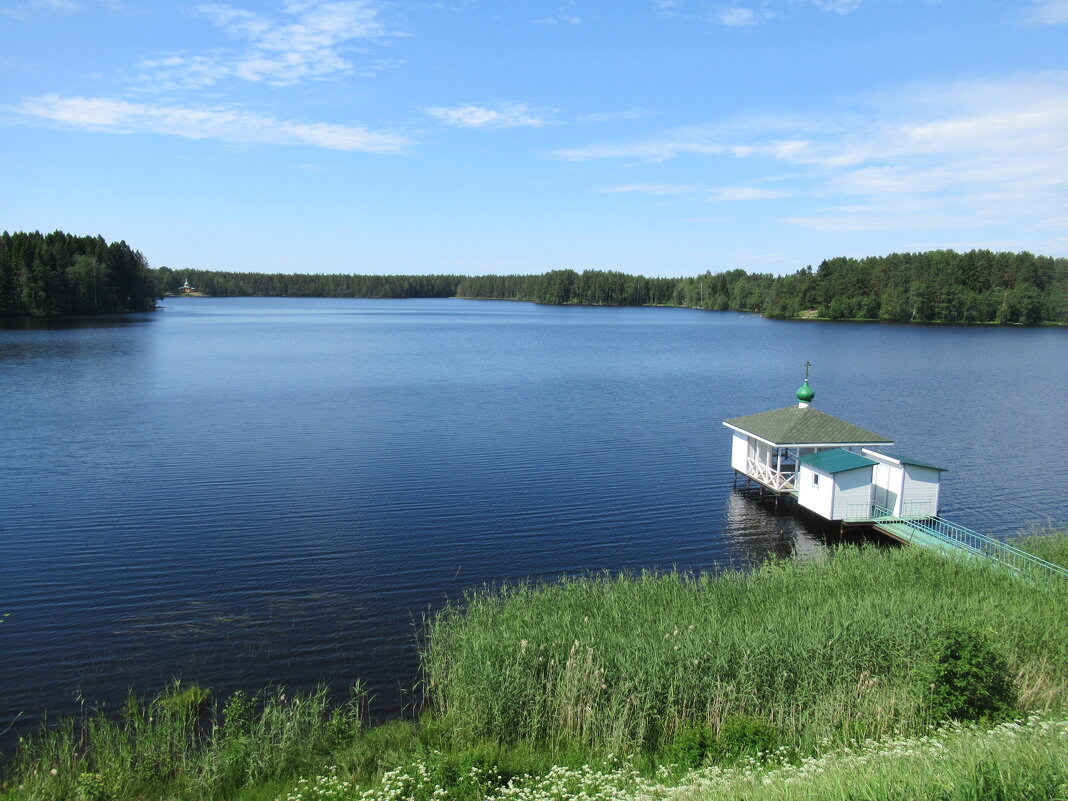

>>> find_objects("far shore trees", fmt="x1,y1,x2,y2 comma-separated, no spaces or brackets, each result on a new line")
4,230,1064,325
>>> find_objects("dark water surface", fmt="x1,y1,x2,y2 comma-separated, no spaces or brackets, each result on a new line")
1,298,1065,750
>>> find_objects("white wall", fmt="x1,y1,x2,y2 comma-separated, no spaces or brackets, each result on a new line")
731,433,749,473
830,467,875,520
797,465,834,519
901,465,941,516
870,461,903,516
863,449,941,518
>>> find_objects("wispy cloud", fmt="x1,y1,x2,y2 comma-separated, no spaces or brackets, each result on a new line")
556,129,734,162
713,7,763,26
1029,0,1068,24
660,0,869,26
533,13,580,24
533,0,580,25
808,0,864,13
708,186,792,201
598,183,703,195
577,108,656,123
14,94,410,152
132,0,399,90
1,0,79,20
424,102,549,129
563,71,1068,232
598,183,791,200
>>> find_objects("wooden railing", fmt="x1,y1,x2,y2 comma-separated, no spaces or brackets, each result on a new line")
745,458,796,491
848,505,1068,582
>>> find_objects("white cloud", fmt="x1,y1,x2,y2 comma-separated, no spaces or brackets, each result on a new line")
707,186,792,201
1029,0,1068,24
14,94,410,152
1,0,78,19
424,102,549,129
555,129,731,161
714,7,760,26
533,14,581,24
598,183,791,200
578,108,656,123
133,0,398,89
808,0,864,13
659,0,869,25
562,71,1068,232
598,184,703,195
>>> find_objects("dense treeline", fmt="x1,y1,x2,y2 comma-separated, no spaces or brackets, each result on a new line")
8,230,1065,325
154,266,460,299
0,231,157,315
456,250,1068,324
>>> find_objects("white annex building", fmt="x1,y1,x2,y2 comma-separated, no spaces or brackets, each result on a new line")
723,368,946,522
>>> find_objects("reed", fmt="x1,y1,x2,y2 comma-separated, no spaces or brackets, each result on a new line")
4,683,366,801
421,538,1068,756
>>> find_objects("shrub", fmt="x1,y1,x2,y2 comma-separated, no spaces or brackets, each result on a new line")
665,722,714,768
711,715,779,761
916,625,1017,722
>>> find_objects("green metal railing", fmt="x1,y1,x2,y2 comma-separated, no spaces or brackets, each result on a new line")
863,504,1068,581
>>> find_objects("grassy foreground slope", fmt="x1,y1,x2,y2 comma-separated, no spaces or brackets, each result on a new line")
424,540,1068,755
4,535,1068,801
284,714,1068,801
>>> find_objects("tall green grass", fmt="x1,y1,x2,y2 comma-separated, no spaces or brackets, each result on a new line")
422,539,1068,755
4,683,366,801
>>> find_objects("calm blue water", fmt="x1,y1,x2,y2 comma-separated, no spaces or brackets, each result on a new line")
1,298,1065,751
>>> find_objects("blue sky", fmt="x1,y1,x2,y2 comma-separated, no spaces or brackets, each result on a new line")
2,0,1066,276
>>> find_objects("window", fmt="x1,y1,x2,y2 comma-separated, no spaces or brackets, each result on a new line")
812,473,820,486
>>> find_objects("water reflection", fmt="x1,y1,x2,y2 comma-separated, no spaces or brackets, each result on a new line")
724,488,893,561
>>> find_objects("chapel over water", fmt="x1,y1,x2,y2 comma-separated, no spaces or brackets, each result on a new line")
722,365,945,521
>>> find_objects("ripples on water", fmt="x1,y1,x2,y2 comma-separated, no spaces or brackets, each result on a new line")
1,298,1065,751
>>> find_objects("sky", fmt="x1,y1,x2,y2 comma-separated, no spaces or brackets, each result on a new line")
1,0,1066,277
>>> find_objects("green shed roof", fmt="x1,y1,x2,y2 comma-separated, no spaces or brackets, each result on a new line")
798,449,878,474
876,451,947,471
723,406,893,447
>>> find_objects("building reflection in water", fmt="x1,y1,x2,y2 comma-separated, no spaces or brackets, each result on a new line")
723,488,889,564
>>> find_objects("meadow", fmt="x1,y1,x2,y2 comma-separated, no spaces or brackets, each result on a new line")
4,533,1067,801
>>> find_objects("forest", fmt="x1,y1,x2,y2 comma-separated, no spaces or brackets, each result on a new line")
454,249,1068,324
161,249,1067,324
0,231,158,316
153,265,460,300
4,230,1066,325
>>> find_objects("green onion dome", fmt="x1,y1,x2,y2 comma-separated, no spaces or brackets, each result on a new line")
796,379,815,403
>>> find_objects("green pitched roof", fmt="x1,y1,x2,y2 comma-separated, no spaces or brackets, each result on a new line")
723,406,893,446
877,451,947,471
798,449,878,474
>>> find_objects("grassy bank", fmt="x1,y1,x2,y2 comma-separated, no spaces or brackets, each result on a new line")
423,539,1068,755
283,714,1068,801
4,533,1068,801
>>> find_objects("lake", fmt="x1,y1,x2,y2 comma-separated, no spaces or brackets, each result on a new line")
1,297,1065,752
